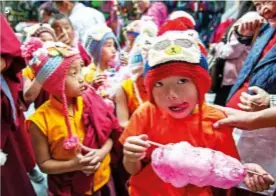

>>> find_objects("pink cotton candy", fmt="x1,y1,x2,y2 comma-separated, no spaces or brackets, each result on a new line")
151,142,246,189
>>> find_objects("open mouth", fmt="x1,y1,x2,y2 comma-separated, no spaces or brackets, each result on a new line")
168,102,189,113
267,14,276,21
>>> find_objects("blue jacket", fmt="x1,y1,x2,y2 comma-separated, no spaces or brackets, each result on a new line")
227,24,276,102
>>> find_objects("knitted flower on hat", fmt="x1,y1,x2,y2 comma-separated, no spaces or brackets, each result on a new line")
21,37,82,150
144,32,211,104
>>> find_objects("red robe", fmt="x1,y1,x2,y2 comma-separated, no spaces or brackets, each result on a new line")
0,14,36,196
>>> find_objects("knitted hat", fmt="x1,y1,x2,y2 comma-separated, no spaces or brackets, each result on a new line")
128,20,157,80
125,20,141,37
24,23,56,39
21,38,82,150
158,16,207,56
83,26,120,64
144,31,211,104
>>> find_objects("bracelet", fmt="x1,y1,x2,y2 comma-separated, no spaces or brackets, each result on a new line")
269,94,276,108
234,26,253,46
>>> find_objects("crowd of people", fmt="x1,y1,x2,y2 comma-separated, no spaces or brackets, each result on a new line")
1,0,276,196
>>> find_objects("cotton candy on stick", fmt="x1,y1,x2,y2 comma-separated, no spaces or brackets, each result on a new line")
151,141,246,189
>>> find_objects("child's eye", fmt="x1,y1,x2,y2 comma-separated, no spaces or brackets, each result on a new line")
72,72,77,76
178,79,189,84
154,82,163,87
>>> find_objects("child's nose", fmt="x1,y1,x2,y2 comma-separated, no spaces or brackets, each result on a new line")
166,88,178,100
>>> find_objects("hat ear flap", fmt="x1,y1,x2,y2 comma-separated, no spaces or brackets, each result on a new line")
200,54,208,71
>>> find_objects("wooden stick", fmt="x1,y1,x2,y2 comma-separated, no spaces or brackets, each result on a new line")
246,169,266,176
148,140,170,149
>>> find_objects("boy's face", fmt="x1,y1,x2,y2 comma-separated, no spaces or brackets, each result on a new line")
101,38,116,64
152,76,198,119
65,58,85,97
52,18,75,46
253,1,276,27
39,32,55,42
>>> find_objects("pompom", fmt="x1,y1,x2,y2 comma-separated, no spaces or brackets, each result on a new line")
158,17,195,36
21,37,43,62
63,136,79,150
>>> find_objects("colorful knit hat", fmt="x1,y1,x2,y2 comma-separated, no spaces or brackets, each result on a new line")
83,25,120,64
24,23,56,39
144,31,211,104
21,38,82,150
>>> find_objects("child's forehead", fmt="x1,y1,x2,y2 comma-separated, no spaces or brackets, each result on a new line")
104,38,115,44
69,58,83,69
159,75,191,81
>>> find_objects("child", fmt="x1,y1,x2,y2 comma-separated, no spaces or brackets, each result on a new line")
83,25,120,94
123,20,141,55
23,38,119,195
22,23,56,108
50,13,91,66
115,22,157,127
119,32,241,195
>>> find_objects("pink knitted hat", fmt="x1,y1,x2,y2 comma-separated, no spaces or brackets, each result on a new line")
21,37,82,150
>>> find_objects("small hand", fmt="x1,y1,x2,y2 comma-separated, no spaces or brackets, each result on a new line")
243,163,275,192
92,74,107,89
123,134,150,163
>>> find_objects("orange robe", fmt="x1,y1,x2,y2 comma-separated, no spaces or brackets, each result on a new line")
120,102,240,196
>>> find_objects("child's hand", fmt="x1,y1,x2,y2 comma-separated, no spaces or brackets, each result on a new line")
79,144,106,162
71,147,101,175
123,134,150,163
93,74,107,89
243,163,275,192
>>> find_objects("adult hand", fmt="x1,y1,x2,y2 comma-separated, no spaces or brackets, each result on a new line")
235,18,264,37
212,105,256,130
243,163,275,192
238,86,270,112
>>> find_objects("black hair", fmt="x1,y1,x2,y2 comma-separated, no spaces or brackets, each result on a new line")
237,1,256,19
49,13,73,27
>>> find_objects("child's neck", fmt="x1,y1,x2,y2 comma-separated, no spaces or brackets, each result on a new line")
53,95,76,116
98,61,110,72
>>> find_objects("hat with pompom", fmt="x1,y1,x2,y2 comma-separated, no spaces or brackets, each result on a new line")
21,37,82,150
144,31,211,104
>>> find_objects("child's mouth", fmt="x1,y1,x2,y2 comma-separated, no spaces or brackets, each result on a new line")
168,102,189,113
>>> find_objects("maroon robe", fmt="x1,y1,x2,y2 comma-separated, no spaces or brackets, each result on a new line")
0,14,36,196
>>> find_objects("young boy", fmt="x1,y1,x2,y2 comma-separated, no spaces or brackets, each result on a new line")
83,25,120,95
23,38,118,195
119,32,271,195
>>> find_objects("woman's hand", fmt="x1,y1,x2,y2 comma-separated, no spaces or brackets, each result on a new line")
238,86,270,112
243,163,275,192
